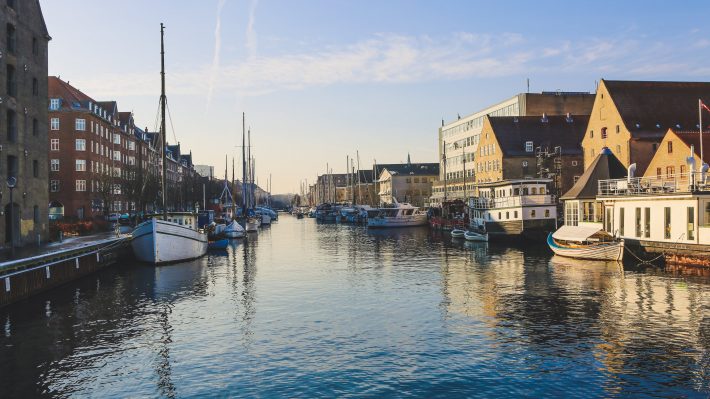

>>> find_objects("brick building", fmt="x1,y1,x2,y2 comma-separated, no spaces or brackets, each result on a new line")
0,0,50,247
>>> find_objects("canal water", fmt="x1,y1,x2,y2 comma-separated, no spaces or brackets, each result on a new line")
1,216,709,398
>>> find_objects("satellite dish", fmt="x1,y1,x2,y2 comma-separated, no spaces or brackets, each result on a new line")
6,176,16,188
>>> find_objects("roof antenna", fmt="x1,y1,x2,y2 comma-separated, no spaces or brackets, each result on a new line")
526,78,530,93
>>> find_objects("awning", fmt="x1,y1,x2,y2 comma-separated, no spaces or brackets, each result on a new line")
552,225,604,241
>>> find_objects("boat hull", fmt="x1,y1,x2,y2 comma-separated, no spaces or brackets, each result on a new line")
367,215,428,228
131,218,208,264
464,231,488,242
547,233,624,261
261,214,271,225
245,218,259,232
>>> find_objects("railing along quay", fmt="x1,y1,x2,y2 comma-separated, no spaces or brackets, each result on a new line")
0,234,132,307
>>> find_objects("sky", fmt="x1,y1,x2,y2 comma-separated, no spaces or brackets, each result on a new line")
41,0,710,193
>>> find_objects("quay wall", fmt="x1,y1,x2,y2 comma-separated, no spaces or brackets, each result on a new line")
0,238,131,307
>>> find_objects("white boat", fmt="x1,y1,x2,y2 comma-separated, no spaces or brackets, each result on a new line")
464,230,488,242
131,26,208,265
367,202,428,228
260,212,271,225
547,225,624,261
450,229,466,238
132,216,208,264
245,217,259,232
223,220,245,238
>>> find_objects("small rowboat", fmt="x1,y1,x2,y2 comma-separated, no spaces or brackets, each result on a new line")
547,225,624,261
464,230,488,242
450,229,466,238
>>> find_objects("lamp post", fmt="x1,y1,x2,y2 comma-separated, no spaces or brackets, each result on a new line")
7,176,17,258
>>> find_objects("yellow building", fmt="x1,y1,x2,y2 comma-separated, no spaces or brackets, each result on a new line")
644,129,710,179
582,79,710,176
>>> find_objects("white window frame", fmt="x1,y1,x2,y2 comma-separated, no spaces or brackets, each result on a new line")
50,180,59,192
50,117,60,130
75,139,86,151
76,159,86,171
76,179,86,192
525,141,534,153
49,98,60,110
75,118,86,131
50,138,59,151
50,159,59,171
113,133,121,145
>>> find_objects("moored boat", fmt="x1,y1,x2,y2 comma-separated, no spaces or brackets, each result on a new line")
223,220,245,238
367,202,428,228
132,216,208,264
547,225,624,261
464,230,488,242
208,238,229,250
450,229,466,238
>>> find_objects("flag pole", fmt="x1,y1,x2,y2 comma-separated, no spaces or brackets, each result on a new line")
700,99,704,169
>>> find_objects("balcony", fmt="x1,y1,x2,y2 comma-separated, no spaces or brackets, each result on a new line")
469,194,554,209
597,173,710,197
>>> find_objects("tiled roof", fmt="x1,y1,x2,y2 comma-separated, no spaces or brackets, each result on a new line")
487,115,589,156
379,163,440,177
604,79,710,137
48,76,95,108
561,148,627,200
673,130,710,160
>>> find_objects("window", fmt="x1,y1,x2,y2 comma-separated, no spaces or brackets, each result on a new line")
6,109,16,142
32,36,38,56
616,125,620,134
544,209,550,218
525,141,533,152
33,160,39,178
76,180,86,192
76,159,86,171
668,141,673,153
530,209,536,218
50,138,59,151
75,139,86,151
50,180,59,192
113,134,121,145
619,208,625,236
572,160,578,166
666,166,675,176
664,207,671,239
644,208,650,238
573,175,581,183
49,98,61,110
688,207,695,240
32,78,38,96
656,168,662,178
33,118,39,136
6,23,16,54
601,127,607,139
6,155,17,178
50,159,59,171
506,211,509,220
75,118,86,131
5,64,15,97
565,202,579,226
514,211,518,218
583,201,595,222
50,117,59,130
113,150,121,161
33,205,39,224
635,207,642,237
680,165,686,175
606,208,612,232
591,148,595,157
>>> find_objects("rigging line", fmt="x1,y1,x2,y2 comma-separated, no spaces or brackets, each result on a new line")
153,97,161,133
165,98,179,144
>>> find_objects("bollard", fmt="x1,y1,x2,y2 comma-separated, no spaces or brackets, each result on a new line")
37,233,41,247
59,231,63,243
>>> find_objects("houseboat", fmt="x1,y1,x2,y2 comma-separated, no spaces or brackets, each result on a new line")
468,178,558,240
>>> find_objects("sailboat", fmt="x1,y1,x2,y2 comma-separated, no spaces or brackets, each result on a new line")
131,24,208,264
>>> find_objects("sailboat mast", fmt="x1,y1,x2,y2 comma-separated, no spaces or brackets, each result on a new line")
248,128,252,208
160,23,167,221
242,112,246,217
356,150,361,205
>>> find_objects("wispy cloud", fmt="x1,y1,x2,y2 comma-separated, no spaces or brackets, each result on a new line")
74,30,710,99
206,0,227,112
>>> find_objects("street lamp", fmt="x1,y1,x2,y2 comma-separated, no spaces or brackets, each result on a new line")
7,176,17,258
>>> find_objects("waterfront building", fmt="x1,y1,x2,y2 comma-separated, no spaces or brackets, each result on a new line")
376,161,439,207
643,129,709,180
195,165,214,180
314,173,346,204
0,0,50,247
461,114,587,199
581,79,710,176
432,91,594,205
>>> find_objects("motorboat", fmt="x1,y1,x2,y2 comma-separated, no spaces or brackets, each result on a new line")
450,229,466,238
367,202,428,228
245,217,259,232
208,238,229,250
132,214,208,264
223,220,245,238
464,230,488,242
547,225,624,261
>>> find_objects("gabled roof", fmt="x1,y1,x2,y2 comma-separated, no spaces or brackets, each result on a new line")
355,170,374,184
603,79,710,139
97,101,118,116
487,115,589,156
672,130,710,160
561,147,627,200
379,163,440,177
48,76,95,109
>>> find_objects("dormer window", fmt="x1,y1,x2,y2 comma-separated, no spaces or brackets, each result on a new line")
525,141,533,152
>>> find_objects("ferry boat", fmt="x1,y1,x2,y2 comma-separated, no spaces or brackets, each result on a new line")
367,201,428,228
132,214,208,264
469,179,558,240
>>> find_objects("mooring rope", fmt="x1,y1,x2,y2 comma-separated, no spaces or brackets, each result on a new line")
624,245,665,265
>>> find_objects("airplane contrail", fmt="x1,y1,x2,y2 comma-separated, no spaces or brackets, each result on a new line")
206,0,227,112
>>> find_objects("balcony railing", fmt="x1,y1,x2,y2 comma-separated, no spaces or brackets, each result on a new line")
598,172,710,196
469,194,554,209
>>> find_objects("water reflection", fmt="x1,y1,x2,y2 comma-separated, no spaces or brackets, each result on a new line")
0,217,708,397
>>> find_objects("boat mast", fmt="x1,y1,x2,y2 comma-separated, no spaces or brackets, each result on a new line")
242,113,246,217
160,23,167,221
443,140,447,203
356,151,362,205
462,147,466,200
